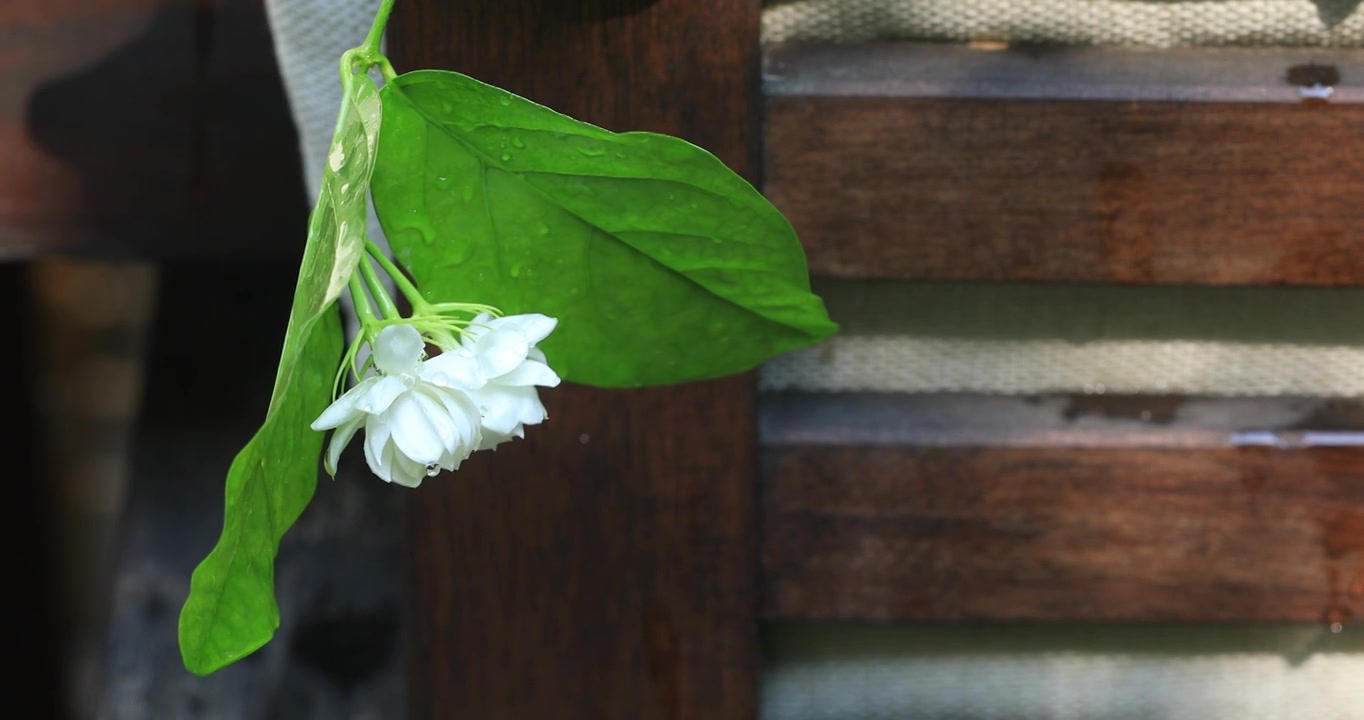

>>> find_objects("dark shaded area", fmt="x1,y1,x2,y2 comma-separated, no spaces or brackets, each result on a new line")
291,611,399,691
3,263,64,719
1315,0,1363,26
551,0,663,21
98,260,405,718
1286,63,1343,87
24,1,306,260
1062,394,1182,424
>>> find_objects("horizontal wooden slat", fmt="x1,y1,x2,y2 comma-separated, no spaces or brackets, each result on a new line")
764,44,1364,286
765,44,1364,103
762,444,1364,622
762,392,1364,449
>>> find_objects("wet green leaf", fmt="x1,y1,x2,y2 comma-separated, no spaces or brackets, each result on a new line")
372,70,836,387
178,75,382,675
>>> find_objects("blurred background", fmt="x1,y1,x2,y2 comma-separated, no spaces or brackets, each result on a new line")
6,1,1364,719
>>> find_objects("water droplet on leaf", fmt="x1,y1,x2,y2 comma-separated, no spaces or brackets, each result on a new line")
500,152,512,162
509,264,523,278
499,96,512,106
576,145,606,157
512,137,526,149
462,186,474,201
534,222,550,236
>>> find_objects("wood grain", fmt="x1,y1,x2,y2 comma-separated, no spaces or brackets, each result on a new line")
765,46,1364,286
1,0,306,260
392,2,761,719
762,445,1364,622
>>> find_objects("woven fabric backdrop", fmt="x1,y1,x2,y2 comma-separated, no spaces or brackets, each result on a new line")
760,281,1364,396
763,0,1364,46
764,624,1364,720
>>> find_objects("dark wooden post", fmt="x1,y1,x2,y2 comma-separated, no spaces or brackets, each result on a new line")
391,2,762,718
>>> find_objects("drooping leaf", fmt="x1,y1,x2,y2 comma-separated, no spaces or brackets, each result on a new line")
178,74,382,676
371,70,837,388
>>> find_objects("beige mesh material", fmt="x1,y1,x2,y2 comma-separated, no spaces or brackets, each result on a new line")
759,281,1364,397
764,624,1364,720
761,337,1364,396
762,0,1364,47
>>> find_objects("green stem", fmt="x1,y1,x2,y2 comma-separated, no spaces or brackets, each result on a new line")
359,255,400,319
360,0,397,60
348,273,380,336
366,240,430,312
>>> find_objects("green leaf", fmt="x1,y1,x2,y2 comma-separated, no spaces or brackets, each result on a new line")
178,74,382,675
371,70,836,388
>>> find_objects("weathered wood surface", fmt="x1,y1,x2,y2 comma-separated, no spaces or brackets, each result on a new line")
760,392,1364,448
1,0,305,260
764,44,1364,285
393,2,761,719
762,444,1364,623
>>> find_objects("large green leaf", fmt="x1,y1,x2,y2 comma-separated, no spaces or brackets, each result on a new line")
371,70,836,388
178,75,382,675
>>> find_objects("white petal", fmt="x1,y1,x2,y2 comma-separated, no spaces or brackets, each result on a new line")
474,329,530,379
430,386,483,453
389,451,427,488
477,424,525,451
492,313,557,345
472,384,546,435
365,411,393,472
460,313,495,347
420,349,484,390
310,377,378,430
323,415,364,476
527,347,547,363
411,390,458,455
388,393,446,464
373,324,425,376
496,358,560,388
355,375,411,415
364,435,394,483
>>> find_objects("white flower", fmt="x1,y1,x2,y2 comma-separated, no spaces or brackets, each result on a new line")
311,313,561,487
312,324,483,488
455,312,561,449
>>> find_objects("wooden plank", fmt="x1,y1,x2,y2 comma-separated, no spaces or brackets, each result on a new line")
764,44,1364,286
1,0,305,260
765,44,1364,104
392,2,761,719
761,392,1364,449
762,444,1364,623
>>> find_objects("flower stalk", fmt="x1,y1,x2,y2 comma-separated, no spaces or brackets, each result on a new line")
324,242,560,487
